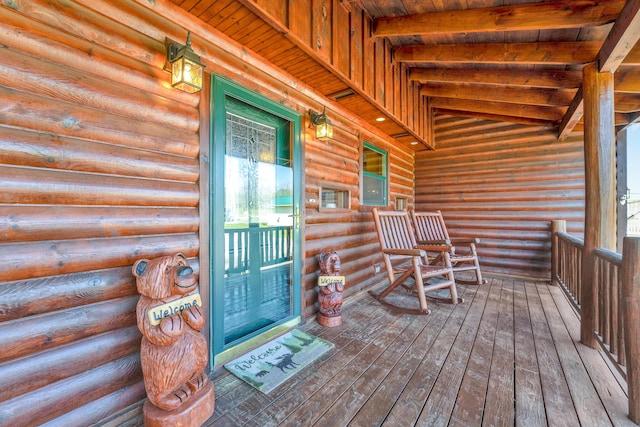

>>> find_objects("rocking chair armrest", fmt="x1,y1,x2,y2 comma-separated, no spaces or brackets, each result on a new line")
416,239,451,246
383,248,426,257
416,244,452,252
450,237,480,245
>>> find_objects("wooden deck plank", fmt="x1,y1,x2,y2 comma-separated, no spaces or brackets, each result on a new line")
349,286,476,426
382,286,478,425
513,280,546,427
415,279,492,426
449,278,502,427
535,283,622,426
545,284,635,427
209,333,355,426
237,299,405,426
216,303,395,426
278,312,417,425
202,277,631,427
482,279,516,427
313,313,427,426
525,282,582,427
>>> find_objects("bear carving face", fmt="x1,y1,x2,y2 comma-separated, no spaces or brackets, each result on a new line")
319,251,340,276
132,253,197,300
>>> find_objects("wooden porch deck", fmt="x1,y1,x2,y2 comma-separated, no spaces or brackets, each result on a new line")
206,276,634,427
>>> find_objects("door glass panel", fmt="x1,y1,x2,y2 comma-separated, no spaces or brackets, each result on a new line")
223,111,293,345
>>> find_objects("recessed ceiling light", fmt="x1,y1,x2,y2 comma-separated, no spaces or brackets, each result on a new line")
375,117,386,122
410,141,419,145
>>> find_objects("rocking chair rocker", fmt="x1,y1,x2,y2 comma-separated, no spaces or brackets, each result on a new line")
370,208,462,315
410,210,486,285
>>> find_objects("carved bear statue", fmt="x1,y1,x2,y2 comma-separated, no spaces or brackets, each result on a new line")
133,254,211,415
317,251,344,326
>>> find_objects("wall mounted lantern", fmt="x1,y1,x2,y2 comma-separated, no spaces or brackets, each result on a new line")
310,107,334,141
166,32,204,93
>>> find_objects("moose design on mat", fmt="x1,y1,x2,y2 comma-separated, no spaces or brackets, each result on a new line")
225,329,334,394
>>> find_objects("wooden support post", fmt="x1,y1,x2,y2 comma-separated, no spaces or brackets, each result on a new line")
622,237,640,424
551,220,566,286
581,63,616,348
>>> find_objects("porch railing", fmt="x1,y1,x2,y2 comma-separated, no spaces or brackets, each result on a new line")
551,220,640,423
225,226,292,275
551,220,583,309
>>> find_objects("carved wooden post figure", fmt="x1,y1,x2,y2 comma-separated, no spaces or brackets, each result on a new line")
133,253,215,427
317,250,345,327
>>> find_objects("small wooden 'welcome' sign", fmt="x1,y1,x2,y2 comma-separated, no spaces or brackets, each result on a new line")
318,276,345,287
148,293,202,325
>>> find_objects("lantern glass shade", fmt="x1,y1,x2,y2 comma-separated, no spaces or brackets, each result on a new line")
171,55,204,93
315,120,334,140
167,32,204,93
310,108,334,141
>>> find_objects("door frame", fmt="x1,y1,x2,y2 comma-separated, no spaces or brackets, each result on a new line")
209,75,303,366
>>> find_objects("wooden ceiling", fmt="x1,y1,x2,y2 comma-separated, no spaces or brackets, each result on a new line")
171,0,640,150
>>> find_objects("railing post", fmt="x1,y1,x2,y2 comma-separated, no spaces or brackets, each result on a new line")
551,220,566,286
622,237,640,423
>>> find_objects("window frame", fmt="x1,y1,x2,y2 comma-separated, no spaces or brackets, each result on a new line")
361,141,388,207
319,185,351,212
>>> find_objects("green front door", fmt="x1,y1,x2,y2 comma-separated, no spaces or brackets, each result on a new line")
211,76,302,363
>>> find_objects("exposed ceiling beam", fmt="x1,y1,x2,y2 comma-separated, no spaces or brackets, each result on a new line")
434,108,556,128
373,1,623,38
598,0,640,72
429,97,566,121
559,0,640,138
615,67,640,92
558,87,584,139
409,67,582,89
623,43,640,64
420,83,576,107
394,42,600,65
617,112,636,125
615,92,640,113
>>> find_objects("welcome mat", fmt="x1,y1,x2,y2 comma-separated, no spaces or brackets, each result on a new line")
224,330,334,394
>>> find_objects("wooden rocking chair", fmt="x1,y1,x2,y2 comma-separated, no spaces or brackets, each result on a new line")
410,210,486,285
370,208,462,315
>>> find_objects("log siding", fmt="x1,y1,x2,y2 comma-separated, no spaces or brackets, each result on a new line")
415,117,586,279
0,0,410,423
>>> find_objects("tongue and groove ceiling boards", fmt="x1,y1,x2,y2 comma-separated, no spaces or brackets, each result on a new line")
171,0,640,150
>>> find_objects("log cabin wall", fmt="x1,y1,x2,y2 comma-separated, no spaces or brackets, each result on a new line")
415,116,586,280
0,1,200,424
303,129,414,318
0,0,407,424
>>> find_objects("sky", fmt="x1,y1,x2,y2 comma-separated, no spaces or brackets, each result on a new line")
628,124,640,202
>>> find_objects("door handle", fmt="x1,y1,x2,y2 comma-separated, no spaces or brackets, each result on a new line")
288,208,301,228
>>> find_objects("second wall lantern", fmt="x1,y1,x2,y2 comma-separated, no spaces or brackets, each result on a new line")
166,32,204,93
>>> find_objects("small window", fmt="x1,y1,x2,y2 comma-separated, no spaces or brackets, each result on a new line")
362,142,388,206
320,187,350,210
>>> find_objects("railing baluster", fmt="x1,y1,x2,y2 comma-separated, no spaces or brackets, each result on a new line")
622,237,640,423
551,222,639,423
609,263,617,353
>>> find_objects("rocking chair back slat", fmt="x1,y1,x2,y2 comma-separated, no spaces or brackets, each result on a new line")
413,210,449,242
410,210,486,286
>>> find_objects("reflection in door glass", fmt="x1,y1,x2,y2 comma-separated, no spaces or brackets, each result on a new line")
223,112,293,344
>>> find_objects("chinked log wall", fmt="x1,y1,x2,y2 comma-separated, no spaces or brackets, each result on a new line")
0,0,407,424
415,117,585,279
